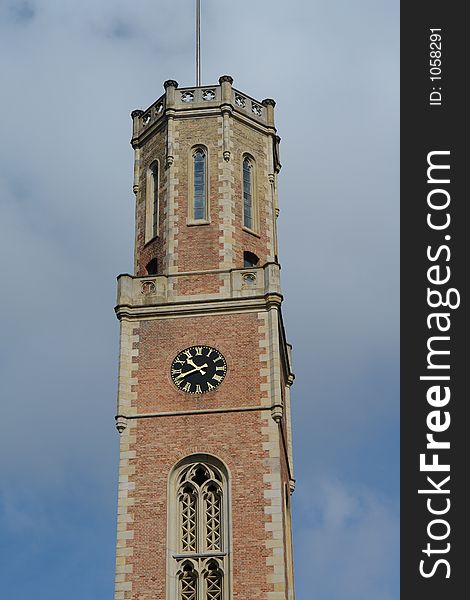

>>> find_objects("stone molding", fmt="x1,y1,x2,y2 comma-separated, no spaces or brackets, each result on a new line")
116,404,273,424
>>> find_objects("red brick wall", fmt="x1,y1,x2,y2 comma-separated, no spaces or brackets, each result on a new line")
122,311,287,599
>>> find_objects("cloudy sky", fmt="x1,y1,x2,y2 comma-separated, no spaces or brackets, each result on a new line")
0,1,399,598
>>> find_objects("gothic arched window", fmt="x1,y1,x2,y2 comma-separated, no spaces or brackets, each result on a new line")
169,457,230,600
179,561,198,600
243,251,259,268
145,258,158,275
192,148,207,221
146,160,159,240
243,156,254,230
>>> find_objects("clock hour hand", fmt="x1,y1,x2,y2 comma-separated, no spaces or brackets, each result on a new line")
175,363,208,380
186,358,204,370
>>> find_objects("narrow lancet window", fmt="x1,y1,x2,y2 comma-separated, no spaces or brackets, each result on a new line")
193,148,207,220
243,157,254,229
145,161,159,241
205,561,223,600
243,251,259,268
204,484,222,551
180,485,197,553
180,562,198,600
150,161,159,236
146,258,158,275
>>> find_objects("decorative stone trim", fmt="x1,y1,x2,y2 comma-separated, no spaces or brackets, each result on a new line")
258,311,287,599
114,419,137,600
218,75,234,85
261,98,276,108
115,415,127,433
114,318,139,598
116,404,273,421
166,120,180,278
116,320,139,416
217,114,236,277
202,89,216,101
264,137,276,262
181,90,195,103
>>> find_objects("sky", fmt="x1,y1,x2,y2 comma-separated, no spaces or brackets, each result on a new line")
0,1,399,599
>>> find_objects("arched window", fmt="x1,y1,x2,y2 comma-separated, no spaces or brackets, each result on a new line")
179,561,198,600
205,560,223,600
243,156,254,230
243,251,259,268
192,148,207,221
145,258,158,275
169,457,230,600
146,161,159,241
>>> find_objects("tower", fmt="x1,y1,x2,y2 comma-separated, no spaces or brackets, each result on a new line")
114,76,295,600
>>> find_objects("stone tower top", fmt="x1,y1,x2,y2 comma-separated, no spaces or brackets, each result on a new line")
128,75,283,301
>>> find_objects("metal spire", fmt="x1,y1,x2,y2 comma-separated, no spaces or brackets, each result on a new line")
196,0,201,86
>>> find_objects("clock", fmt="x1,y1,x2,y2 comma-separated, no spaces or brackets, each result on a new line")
171,346,227,394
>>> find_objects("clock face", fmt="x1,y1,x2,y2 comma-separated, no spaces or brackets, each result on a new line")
171,346,227,394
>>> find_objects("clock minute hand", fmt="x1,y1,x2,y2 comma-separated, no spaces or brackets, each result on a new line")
175,363,208,380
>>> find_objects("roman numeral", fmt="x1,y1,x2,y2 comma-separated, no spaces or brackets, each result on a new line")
206,382,215,391
171,368,182,375
206,348,214,356
174,358,185,366
212,374,223,383
182,382,191,392
213,355,224,363
195,384,202,394
183,349,193,359
195,347,203,355
216,365,225,372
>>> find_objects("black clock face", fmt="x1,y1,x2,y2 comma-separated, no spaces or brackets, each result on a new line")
171,346,227,394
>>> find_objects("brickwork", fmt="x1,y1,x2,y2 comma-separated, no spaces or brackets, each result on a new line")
136,125,168,276
135,312,267,415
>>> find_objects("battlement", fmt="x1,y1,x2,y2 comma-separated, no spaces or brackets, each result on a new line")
131,76,276,145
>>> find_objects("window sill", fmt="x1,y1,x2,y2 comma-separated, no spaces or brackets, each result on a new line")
173,552,227,559
187,219,211,227
242,226,260,238
144,234,160,247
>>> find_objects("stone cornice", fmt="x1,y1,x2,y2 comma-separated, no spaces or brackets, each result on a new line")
115,292,283,321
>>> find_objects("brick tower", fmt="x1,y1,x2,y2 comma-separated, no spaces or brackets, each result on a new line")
114,76,295,600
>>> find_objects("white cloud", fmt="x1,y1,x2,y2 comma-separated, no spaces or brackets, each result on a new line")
294,477,399,600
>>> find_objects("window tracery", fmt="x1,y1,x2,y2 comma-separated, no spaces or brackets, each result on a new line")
171,458,229,600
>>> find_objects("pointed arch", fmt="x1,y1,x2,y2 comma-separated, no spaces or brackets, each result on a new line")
168,455,231,600
189,146,209,222
145,160,160,241
242,154,257,231
178,560,198,600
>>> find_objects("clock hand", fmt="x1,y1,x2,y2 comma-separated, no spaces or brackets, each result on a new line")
186,358,204,370
175,364,208,380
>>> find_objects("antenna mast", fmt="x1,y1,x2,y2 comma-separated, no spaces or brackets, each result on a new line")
196,0,201,86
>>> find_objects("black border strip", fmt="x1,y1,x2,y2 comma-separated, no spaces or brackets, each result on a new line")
401,4,468,598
